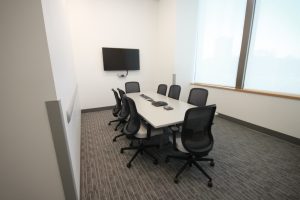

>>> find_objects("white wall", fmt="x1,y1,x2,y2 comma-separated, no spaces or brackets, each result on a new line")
156,0,199,101
195,86,300,139
156,0,177,88
66,0,299,141
171,0,300,138
174,0,199,101
41,0,81,196
0,1,65,199
68,0,164,109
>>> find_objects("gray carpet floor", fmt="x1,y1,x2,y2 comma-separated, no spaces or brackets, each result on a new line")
80,110,300,200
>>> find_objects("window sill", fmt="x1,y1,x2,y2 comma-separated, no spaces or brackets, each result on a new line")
191,83,300,101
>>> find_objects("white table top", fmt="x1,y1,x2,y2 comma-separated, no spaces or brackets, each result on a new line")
126,91,195,128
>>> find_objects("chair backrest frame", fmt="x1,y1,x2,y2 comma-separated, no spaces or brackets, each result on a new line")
181,105,216,155
118,94,130,120
117,88,126,100
125,81,140,93
157,84,168,96
168,85,181,100
122,97,141,136
112,89,121,116
187,88,208,107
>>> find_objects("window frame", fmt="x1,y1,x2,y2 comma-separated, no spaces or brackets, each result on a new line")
193,0,300,100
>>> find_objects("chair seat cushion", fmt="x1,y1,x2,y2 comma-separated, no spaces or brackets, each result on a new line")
135,123,164,139
169,133,188,153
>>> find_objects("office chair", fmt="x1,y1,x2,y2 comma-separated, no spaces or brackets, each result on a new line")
120,97,163,168
170,88,209,133
125,81,140,93
157,84,168,96
168,85,181,100
108,89,122,126
112,95,130,142
187,88,208,107
165,105,217,187
117,88,126,100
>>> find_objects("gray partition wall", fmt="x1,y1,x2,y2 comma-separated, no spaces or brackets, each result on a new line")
46,100,78,200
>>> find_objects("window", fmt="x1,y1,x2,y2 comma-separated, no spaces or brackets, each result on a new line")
194,0,300,97
194,0,247,87
244,0,300,95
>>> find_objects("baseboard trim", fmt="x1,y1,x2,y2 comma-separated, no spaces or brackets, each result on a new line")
81,106,114,113
218,113,300,146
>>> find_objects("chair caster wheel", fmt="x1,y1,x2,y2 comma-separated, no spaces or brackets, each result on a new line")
113,138,116,142
127,163,131,168
153,160,158,165
108,122,111,125
174,178,179,184
165,157,170,163
210,161,215,167
120,149,124,154
208,180,213,187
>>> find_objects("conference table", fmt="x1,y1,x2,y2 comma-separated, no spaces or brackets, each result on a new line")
126,91,195,128
126,91,195,146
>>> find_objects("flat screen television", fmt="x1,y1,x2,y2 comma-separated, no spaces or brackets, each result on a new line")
102,47,140,71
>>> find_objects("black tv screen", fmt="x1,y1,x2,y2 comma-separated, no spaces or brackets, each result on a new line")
102,47,140,71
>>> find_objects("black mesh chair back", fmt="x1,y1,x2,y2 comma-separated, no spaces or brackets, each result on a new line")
187,88,208,107
123,97,141,136
112,89,121,117
125,81,140,93
168,85,181,100
157,84,167,96
117,88,126,100
181,105,216,156
120,97,160,167
118,95,130,120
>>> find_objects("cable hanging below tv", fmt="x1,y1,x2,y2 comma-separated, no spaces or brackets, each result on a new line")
102,47,140,72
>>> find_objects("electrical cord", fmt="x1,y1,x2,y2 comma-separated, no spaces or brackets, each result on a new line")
118,70,128,78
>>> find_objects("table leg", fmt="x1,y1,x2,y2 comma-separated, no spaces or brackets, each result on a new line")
159,127,170,148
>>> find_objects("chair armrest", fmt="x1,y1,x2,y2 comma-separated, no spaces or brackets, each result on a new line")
170,126,179,132
169,122,183,131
